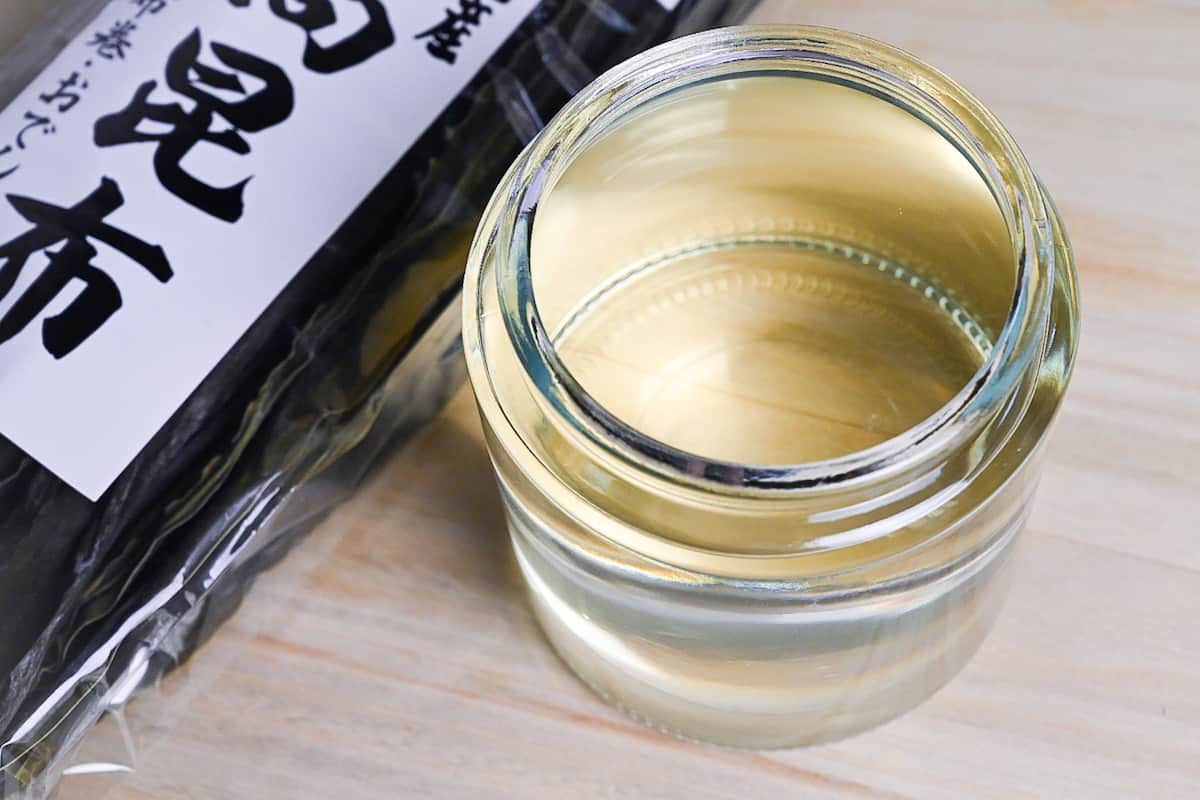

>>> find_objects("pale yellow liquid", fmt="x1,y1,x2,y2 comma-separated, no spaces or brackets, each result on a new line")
553,238,991,463
531,75,1013,469
491,73,1034,746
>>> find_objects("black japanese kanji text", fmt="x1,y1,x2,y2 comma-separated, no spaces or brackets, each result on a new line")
94,29,295,222
414,0,509,65
0,178,173,358
228,0,396,73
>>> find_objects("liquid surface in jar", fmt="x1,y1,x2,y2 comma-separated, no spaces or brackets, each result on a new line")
531,74,1014,465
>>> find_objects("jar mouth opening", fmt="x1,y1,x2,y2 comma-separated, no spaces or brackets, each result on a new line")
495,26,1052,494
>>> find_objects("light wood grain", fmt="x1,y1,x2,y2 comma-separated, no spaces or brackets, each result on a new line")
53,1,1200,797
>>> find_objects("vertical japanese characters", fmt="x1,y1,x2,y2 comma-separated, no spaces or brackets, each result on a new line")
1,0,465,359
415,0,511,64
95,2,398,222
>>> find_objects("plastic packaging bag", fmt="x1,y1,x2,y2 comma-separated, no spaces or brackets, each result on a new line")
0,0,756,795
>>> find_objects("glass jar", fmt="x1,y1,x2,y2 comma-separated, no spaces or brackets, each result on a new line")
462,26,1079,748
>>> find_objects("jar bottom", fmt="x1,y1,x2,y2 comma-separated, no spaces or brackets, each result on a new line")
553,235,990,466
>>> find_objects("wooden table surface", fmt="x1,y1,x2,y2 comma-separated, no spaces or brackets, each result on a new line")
54,1,1199,797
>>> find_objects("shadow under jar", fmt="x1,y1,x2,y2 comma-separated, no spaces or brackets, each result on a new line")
463,26,1079,748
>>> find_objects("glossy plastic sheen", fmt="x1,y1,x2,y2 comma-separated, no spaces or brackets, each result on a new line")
0,1,750,794
464,27,1079,747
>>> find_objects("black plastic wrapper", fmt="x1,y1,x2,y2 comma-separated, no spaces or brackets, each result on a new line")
0,0,757,794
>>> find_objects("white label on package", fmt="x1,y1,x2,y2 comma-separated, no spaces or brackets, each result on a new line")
0,0,543,501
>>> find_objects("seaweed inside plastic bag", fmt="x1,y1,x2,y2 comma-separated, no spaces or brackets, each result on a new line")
0,0,758,795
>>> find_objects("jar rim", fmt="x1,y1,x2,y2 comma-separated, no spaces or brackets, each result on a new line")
491,25,1056,495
